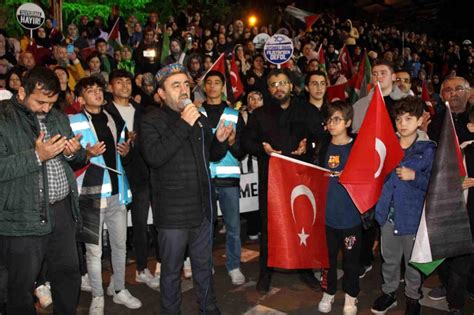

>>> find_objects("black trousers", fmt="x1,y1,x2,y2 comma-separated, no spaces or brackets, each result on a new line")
131,186,160,271
157,218,219,315
323,224,362,297
438,253,472,309
242,210,261,236
360,224,378,267
0,197,80,315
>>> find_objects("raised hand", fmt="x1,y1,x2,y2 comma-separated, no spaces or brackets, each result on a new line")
262,142,282,155
85,142,106,161
215,120,233,143
117,139,132,157
291,138,307,155
181,104,201,126
63,133,82,157
35,132,67,162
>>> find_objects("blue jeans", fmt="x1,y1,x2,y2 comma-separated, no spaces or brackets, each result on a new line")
216,186,241,271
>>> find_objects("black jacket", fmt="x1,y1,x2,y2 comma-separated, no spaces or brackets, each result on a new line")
242,96,310,213
0,98,86,236
140,105,227,228
104,100,149,191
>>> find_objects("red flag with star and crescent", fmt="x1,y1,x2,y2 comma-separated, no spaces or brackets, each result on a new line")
267,154,330,269
339,84,404,214
229,56,244,99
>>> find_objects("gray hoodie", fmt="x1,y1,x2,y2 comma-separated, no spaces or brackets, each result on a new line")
352,85,410,133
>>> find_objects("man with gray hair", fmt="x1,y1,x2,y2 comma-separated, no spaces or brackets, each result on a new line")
427,76,473,313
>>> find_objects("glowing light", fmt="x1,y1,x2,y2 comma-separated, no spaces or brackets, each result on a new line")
248,16,257,26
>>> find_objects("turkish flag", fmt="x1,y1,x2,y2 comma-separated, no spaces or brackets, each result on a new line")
267,154,330,269
421,81,435,116
326,82,348,102
230,56,244,99
339,84,404,214
339,45,353,79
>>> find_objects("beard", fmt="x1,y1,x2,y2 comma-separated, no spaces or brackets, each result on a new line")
272,91,291,105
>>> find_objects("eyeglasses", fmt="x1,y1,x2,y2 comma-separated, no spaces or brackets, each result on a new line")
326,117,345,125
442,86,466,94
269,80,290,88
395,77,410,84
308,81,327,87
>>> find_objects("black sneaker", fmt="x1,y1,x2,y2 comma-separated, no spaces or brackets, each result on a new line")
299,269,321,291
405,297,420,315
359,265,373,278
427,286,446,300
371,292,397,314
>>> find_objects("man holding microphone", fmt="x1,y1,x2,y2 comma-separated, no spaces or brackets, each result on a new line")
140,63,233,314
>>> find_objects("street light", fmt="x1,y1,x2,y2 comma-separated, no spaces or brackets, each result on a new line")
248,15,257,27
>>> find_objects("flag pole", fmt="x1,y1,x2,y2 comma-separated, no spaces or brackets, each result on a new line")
193,53,225,92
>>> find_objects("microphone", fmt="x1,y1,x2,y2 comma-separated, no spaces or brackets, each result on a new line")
181,98,203,128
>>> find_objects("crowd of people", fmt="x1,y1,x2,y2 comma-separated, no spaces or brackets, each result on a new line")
0,3,473,315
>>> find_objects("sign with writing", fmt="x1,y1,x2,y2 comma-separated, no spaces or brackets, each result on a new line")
16,3,45,30
263,34,294,65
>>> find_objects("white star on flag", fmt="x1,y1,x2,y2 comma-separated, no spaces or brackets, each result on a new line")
298,227,309,246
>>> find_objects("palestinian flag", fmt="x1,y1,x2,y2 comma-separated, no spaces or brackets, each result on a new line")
284,5,320,31
410,106,473,275
317,44,326,72
348,51,371,104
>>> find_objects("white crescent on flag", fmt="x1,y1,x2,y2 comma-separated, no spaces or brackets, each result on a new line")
375,138,387,178
290,185,317,224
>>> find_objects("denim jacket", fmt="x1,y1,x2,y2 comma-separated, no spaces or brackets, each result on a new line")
375,131,436,235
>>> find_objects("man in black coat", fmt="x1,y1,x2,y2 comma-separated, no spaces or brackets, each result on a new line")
242,68,320,294
140,63,233,314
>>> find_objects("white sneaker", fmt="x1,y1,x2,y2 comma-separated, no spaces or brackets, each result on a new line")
318,292,335,313
228,268,246,285
106,275,114,296
81,273,92,292
89,296,104,315
35,283,52,308
248,234,259,240
183,257,192,279
112,289,142,309
136,269,160,288
343,293,358,315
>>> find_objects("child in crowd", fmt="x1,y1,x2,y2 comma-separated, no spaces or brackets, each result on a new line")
70,76,141,314
371,96,436,315
315,101,361,315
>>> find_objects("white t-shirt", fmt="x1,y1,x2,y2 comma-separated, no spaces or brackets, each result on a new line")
114,102,135,131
